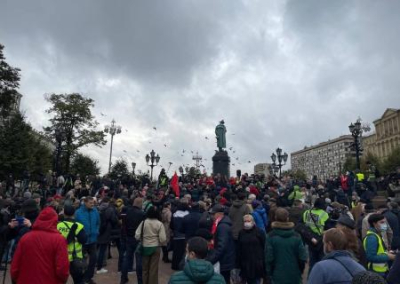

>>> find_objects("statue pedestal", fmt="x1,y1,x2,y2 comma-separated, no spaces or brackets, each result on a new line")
212,150,230,177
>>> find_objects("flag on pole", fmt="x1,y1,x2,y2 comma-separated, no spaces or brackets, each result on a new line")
171,172,180,197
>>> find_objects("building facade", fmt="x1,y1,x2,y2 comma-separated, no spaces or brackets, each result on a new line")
254,163,273,177
291,135,354,180
369,108,400,160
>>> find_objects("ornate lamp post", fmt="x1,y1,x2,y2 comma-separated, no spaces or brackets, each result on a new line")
104,119,122,174
349,119,363,170
271,147,288,178
145,150,160,181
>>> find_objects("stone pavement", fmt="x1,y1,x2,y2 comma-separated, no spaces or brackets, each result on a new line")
1,246,175,284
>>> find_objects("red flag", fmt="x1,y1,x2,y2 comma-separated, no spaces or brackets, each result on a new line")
170,172,180,197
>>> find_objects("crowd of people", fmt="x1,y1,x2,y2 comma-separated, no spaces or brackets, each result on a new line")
1,166,400,284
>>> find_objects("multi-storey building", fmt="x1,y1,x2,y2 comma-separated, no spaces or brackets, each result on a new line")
291,135,354,180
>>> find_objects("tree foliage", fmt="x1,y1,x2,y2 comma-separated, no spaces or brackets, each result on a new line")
0,113,52,180
44,93,107,173
0,44,21,118
283,169,308,180
70,153,100,178
382,146,400,174
109,159,130,180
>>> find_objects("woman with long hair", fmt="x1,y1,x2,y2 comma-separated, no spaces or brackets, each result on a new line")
336,215,367,267
135,206,166,284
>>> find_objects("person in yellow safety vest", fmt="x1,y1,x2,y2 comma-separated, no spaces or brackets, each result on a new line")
356,172,365,182
302,198,330,273
363,213,396,277
57,205,87,284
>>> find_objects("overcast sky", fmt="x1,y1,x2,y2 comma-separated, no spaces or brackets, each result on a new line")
1,0,399,176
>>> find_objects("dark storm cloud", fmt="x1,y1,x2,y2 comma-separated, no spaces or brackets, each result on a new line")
1,0,399,175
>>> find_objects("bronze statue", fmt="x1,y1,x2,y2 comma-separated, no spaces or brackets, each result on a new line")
215,120,227,151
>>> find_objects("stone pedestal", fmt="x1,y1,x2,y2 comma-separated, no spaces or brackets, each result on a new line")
212,150,230,177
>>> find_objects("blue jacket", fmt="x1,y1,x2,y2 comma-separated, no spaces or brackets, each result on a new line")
75,205,100,244
308,250,365,284
252,207,268,232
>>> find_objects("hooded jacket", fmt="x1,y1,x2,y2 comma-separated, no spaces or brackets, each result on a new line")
169,259,226,284
252,207,268,232
11,207,70,284
228,200,251,240
266,221,307,284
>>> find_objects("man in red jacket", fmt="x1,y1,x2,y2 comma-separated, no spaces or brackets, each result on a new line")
11,207,70,284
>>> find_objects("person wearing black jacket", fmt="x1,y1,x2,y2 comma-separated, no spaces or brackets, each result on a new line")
120,197,145,284
207,204,235,284
181,202,202,240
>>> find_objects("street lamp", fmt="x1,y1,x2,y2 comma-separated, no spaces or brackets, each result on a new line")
131,162,136,175
348,118,363,170
145,150,160,181
271,147,288,178
104,119,122,174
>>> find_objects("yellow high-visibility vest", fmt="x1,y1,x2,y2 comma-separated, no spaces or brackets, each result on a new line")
57,221,84,262
363,230,389,273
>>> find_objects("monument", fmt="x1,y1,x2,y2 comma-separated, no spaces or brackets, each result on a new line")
212,120,230,177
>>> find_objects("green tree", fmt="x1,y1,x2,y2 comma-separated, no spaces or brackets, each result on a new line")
0,44,21,118
382,146,400,174
70,153,100,178
44,94,107,173
0,113,52,180
109,159,129,180
283,169,308,180
342,156,357,173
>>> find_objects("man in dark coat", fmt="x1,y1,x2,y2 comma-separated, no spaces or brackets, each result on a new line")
207,204,235,284
96,197,118,274
120,197,145,284
182,202,202,240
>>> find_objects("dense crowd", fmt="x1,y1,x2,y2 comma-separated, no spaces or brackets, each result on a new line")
1,166,400,284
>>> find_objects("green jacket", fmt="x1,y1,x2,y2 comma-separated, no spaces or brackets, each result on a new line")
169,259,226,284
265,222,307,284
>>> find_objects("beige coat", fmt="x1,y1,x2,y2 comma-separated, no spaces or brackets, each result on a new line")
161,208,172,241
135,218,166,247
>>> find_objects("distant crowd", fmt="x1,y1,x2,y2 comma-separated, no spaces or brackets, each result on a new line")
1,166,400,284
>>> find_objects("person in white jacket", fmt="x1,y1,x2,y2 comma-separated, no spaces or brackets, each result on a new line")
136,206,166,284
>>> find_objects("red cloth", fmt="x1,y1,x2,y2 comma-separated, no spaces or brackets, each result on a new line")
340,175,349,191
249,185,259,196
171,172,180,197
11,207,70,284
219,197,228,205
210,216,222,249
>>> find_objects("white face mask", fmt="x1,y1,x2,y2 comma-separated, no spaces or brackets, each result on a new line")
244,221,254,230
380,223,388,232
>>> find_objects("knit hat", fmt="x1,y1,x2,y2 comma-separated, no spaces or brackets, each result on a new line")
23,191,32,199
337,215,356,230
21,199,38,213
351,271,386,284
